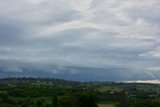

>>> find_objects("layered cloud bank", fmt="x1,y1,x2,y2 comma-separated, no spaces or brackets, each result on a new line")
0,0,160,81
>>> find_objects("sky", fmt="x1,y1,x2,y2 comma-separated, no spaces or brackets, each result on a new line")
0,0,160,81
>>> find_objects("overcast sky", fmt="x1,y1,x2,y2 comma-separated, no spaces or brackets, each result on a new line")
0,0,160,80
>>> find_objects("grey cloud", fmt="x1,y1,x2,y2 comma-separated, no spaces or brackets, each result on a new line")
0,0,160,81
0,58,156,81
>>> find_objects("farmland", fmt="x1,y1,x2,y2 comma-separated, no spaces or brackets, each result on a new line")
0,78,160,107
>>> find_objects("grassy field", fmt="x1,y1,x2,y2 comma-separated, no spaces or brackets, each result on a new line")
98,101,117,107
0,90,7,94
98,86,123,92
98,103,116,107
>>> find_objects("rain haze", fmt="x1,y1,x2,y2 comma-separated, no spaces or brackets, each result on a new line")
0,0,160,82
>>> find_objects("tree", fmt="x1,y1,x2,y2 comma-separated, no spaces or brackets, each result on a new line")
78,92,98,107
37,100,44,107
52,95,58,107
58,93,79,107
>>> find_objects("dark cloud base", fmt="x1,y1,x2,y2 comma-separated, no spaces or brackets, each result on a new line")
0,65,157,82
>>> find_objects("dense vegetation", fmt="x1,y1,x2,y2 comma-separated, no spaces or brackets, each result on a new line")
0,78,160,107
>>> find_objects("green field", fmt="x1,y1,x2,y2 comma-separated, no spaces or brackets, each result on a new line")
98,104,115,107
98,86,122,92
98,101,117,107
